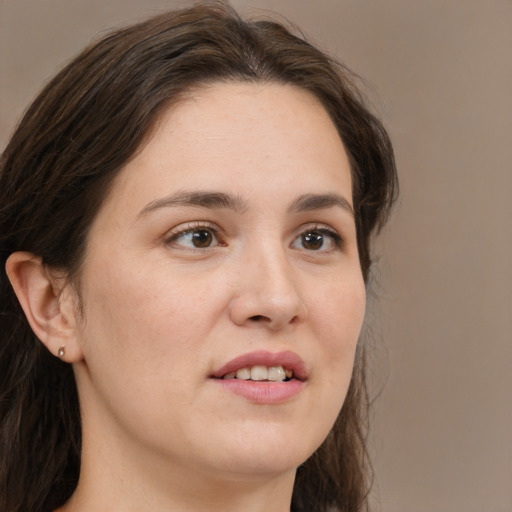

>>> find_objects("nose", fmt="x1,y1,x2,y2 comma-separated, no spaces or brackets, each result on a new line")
229,248,308,330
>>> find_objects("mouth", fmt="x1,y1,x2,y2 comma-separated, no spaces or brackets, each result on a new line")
220,364,294,382
210,351,307,404
211,350,308,382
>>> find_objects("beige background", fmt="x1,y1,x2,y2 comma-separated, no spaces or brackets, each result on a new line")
1,1,511,511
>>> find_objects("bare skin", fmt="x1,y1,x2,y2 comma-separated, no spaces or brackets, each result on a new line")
8,82,365,512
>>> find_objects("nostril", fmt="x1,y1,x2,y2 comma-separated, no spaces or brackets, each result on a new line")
249,315,268,322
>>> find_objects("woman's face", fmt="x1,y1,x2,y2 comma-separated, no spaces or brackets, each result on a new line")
72,82,366,484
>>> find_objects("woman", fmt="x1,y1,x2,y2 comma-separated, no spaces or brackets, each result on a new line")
0,3,397,511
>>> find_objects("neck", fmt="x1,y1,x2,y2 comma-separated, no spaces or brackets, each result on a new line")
58,418,296,512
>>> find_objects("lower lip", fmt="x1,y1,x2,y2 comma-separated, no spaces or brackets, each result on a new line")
213,379,304,404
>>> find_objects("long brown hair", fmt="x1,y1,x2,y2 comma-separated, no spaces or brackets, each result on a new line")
0,3,397,511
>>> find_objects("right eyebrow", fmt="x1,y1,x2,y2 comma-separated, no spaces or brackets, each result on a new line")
288,193,354,217
136,190,249,219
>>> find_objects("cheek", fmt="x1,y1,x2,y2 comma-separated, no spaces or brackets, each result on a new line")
77,256,230,368
74,259,226,433
308,273,366,398
312,273,366,350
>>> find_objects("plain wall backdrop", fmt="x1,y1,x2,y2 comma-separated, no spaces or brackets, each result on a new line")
1,1,511,511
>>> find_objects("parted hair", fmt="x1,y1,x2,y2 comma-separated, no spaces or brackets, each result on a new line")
0,2,397,511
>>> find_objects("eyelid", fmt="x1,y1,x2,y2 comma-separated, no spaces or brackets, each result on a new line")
292,223,344,250
164,221,224,248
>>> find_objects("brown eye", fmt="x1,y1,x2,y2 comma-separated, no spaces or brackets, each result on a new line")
291,227,341,252
302,231,324,250
191,229,214,248
168,225,221,249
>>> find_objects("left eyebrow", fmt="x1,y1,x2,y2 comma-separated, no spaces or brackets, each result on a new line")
288,193,354,217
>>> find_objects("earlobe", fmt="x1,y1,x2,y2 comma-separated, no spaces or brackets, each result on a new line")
5,251,84,362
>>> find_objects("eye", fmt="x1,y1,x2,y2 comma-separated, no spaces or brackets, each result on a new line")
291,227,342,252
166,223,224,249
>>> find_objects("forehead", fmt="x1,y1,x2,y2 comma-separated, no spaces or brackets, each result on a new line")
95,82,353,222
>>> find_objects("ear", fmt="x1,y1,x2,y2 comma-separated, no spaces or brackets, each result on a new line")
5,252,84,362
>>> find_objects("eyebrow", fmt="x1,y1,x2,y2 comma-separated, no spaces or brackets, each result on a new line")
288,193,354,216
136,190,353,218
137,191,249,218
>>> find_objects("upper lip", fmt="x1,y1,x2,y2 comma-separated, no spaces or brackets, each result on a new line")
211,350,308,381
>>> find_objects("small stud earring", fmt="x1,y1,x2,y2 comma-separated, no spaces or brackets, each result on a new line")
57,346,66,358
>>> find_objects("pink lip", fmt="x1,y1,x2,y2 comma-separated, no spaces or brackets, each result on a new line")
214,379,304,404
211,350,308,381
210,350,307,405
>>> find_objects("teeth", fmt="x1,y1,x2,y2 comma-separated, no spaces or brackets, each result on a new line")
223,365,292,382
268,366,286,381
235,368,251,380
250,365,268,381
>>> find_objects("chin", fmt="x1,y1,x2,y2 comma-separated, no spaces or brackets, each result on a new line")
197,422,329,479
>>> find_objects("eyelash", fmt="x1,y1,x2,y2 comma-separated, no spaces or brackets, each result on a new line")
164,222,343,252
293,225,344,252
165,221,224,250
